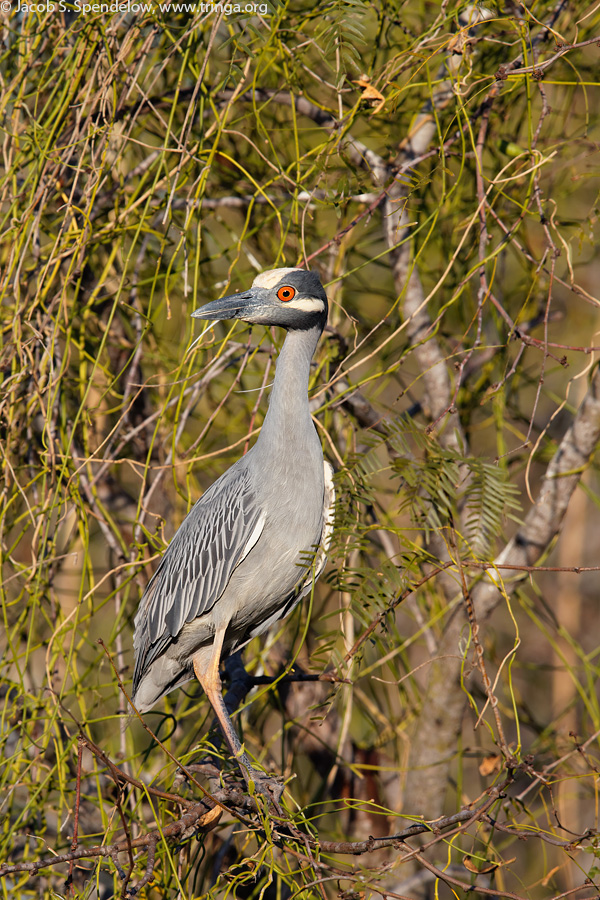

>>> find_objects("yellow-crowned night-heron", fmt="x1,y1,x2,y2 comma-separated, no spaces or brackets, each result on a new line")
132,267,334,798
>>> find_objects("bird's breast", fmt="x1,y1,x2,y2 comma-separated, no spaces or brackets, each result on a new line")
217,445,325,633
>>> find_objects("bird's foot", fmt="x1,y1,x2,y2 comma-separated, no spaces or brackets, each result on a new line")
173,760,220,790
242,766,285,809
175,756,285,811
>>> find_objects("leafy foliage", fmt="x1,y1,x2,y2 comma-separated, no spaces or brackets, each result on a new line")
1,0,600,897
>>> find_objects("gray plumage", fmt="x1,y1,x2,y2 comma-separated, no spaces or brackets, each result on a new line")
131,267,333,796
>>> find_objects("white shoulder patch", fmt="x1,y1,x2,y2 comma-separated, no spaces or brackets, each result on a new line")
295,461,335,602
321,460,335,552
253,267,303,289
238,512,266,564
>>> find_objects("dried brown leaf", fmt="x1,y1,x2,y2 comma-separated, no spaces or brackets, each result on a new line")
353,75,386,114
479,754,501,776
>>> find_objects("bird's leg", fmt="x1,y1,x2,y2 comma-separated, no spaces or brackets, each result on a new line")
193,628,284,805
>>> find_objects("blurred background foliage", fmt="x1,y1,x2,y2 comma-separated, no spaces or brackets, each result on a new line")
1,0,600,897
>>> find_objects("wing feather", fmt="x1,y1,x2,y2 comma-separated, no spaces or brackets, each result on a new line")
133,464,265,691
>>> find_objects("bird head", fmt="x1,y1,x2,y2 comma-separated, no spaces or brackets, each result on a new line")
192,267,328,331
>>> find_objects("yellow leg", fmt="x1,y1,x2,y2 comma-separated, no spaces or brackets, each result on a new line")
193,628,284,805
193,627,246,762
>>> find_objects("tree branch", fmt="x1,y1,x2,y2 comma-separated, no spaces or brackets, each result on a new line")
404,365,600,817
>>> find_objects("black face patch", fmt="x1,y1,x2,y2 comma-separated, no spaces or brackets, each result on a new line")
274,269,327,303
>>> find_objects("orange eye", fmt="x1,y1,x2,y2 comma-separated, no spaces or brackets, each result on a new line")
277,286,296,302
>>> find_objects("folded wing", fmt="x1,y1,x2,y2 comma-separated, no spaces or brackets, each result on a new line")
133,465,265,692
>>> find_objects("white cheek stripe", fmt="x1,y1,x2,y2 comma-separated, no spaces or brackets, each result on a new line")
285,297,325,313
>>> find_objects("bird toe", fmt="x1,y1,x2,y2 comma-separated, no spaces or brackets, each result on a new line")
246,770,285,807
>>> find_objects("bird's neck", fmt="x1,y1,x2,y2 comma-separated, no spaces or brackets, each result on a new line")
256,324,323,450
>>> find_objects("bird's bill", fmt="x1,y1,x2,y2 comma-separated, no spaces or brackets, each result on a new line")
191,291,254,321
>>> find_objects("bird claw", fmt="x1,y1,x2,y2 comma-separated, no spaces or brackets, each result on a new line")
245,770,285,808
176,756,285,810
173,761,220,789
